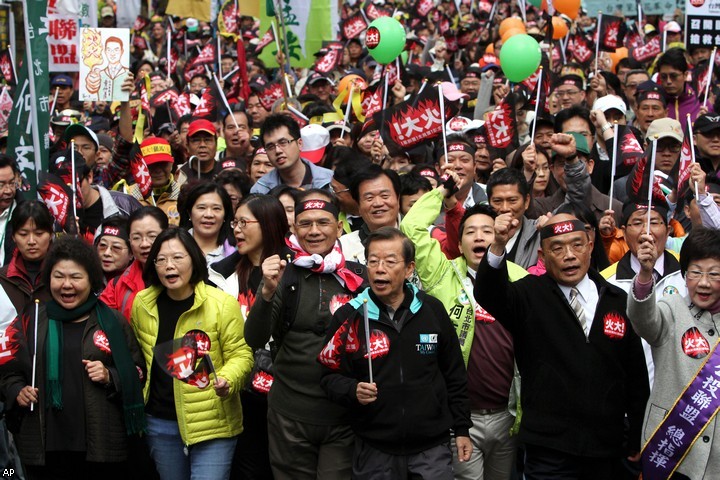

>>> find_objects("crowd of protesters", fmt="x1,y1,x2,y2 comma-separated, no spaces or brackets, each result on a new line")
0,0,717,479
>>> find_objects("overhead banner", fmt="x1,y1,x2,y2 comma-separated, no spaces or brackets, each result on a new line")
686,0,720,50
582,0,682,16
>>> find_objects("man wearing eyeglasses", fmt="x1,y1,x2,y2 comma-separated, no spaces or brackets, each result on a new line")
476,212,649,478
656,48,701,130
177,118,223,185
551,75,586,110
250,114,334,194
245,193,367,479
612,118,683,204
0,155,22,266
693,114,720,175
602,200,686,389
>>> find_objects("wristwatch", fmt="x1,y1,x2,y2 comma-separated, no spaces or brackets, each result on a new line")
600,123,613,134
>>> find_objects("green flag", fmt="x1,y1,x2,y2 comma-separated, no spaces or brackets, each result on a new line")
8,0,50,197
259,0,338,69
266,0,276,17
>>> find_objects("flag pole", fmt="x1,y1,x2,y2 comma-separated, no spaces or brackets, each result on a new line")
530,67,543,143
687,113,700,203
608,123,619,209
30,299,39,412
438,82,449,165
363,299,373,384
341,86,354,139
595,13,602,74
20,0,42,195
274,0,293,74
211,71,239,130
7,46,16,86
646,137,658,235
704,47,717,108
271,21,281,56
70,140,78,225
166,29,171,80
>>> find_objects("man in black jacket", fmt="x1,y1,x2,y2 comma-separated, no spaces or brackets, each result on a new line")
320,227,472,480
475,212,649,479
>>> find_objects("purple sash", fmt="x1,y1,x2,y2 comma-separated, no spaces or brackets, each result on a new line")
641,340,720,480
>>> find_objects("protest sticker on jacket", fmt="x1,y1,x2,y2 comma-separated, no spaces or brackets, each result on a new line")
79,28,131,101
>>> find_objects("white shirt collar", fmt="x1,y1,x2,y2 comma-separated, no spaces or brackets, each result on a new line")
558,274,593,303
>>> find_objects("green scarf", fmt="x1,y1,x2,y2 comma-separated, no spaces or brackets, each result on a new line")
46,296,146,435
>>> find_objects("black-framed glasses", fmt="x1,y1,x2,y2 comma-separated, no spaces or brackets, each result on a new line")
264,138,296,152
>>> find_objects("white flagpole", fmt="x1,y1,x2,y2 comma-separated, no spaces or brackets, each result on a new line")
687,113,700,203
217,32,222,76
445,64,456,85
70,140,78,223
595,13,602,73
647,138,658,235
7,46,16,86
166,29,171,80
530,67,543,143
363,299,373,384
341,86,354,140
211,71,239,130
222,66,240,81
518,0,527,23
283,72,293,98
286,104,309,121
30,299,38,412
608,123,619,209
271,21,281,54
49,87,59,115
438,83,449,165
704,47,717,107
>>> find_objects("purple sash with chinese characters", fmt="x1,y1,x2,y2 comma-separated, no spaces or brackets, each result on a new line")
641,340,720,480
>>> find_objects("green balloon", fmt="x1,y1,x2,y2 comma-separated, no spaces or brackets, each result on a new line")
366,17,406,65
528,0,543,7
499,34,541,83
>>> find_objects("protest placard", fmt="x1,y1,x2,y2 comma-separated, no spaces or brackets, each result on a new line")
79,27,130,101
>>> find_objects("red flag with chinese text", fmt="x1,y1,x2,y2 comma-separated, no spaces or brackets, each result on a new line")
613,124,646,179
373,82,459,151
255,80,284,111
598,15,628,52
255,25,276,54
484,92,518,160
0,48,16,86
130,142,152,198
342,13,368,40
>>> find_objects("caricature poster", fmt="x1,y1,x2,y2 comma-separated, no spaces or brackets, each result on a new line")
79,28,130,101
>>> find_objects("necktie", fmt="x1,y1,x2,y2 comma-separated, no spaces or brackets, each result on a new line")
569,287,588,336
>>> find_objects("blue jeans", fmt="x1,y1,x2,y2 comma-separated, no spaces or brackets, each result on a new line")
146,415,237,480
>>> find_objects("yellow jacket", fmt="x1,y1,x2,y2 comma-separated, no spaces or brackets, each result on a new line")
131,282,253,445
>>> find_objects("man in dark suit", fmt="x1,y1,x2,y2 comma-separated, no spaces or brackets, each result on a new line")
475,211,649,479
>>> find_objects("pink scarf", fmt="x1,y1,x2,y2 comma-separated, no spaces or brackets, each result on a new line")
286,235,364,291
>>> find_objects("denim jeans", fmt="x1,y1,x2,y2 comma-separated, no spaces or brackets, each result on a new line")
146,415,237,480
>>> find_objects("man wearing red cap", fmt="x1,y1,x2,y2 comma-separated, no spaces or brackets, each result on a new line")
177,118,223,185
127,137,181,225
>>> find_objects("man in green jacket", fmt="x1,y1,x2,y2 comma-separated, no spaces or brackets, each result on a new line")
400,177,526,480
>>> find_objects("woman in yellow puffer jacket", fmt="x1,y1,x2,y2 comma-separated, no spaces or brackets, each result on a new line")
131,227,253,480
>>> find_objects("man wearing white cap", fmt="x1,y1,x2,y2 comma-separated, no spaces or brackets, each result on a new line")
590,94,627,164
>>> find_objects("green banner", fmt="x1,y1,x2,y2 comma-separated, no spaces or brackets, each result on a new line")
259,0,338,69
8,0,50,197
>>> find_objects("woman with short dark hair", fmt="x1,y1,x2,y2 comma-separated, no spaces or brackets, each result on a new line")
628,228,720,478
132,227,253,480
0,236,146,478
179,182,235,268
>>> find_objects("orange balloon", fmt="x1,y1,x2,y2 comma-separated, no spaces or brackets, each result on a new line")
553,0,580,19
608,47,629,72
502,27,525,43
552,17,569,40
338,74,367,95
499,17,526,37
486,43,495,54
